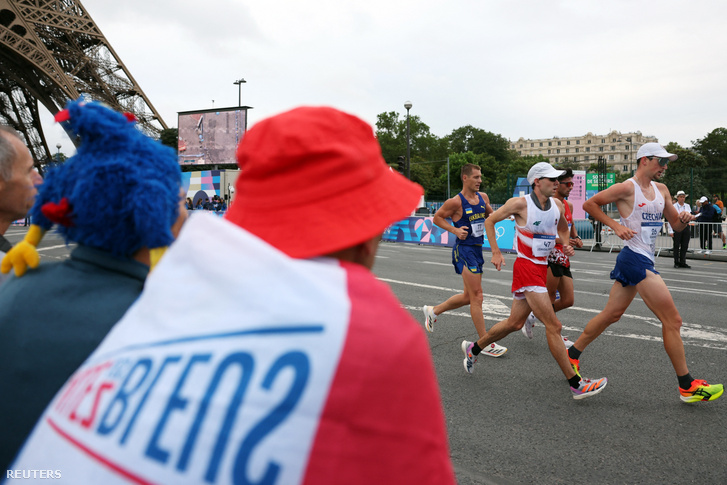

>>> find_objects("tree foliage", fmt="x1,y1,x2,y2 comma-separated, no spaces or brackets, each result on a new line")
374,112,727,204
159,128,179,151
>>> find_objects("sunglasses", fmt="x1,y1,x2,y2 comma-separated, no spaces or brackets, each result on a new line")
545,177,558,182
561,181,574,188
649,156,670,166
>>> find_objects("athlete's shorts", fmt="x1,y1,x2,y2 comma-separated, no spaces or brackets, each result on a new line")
452,244,484,275
548,261,573,279
512,257,547,296
610,246,659,287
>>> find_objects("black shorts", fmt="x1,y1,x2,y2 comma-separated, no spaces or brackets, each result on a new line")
548,261,572,279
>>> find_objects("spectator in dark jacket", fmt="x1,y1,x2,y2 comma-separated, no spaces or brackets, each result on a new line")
696,196,716,250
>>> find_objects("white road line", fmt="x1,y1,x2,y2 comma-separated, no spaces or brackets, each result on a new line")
383,278,727,350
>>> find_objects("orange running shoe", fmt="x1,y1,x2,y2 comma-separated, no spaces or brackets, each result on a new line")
679,379,724,403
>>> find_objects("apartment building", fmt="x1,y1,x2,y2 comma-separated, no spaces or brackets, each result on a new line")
510,131,658,173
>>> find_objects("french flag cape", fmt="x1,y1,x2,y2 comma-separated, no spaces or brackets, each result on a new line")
8,213,455,485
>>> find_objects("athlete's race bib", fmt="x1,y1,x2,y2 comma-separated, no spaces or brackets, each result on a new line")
471,221,484,238
641,221,661,251
532,234,556,257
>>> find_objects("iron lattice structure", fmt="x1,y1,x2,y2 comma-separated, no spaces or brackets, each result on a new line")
0,0,167,169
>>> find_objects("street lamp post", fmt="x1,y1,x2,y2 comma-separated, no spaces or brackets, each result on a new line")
55,143,61,163
233,78,246,107
404,100,412,180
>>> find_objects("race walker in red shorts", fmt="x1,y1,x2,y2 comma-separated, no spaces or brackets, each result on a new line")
460,162,608,400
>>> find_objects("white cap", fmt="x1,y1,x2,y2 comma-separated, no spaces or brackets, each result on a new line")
676,190,687,196
527,162,565,185
635,142,678,162
699,196,708,203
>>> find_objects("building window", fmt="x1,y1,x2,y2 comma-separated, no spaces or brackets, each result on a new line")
599,147,604,152
556,149,560,154
625,145,629,150
574,157,578,162
612,138,617,142
587,140,592,144
624,154,628,160
555,157,559,162
575,148,579,153
609,155,614,160
586,147,590,152
601,139,605,143
539,142,543,147
624,165,628,171
610,146,615,150
548,142,552,146
519,144,523,148
567,141,570,145
557,141,561,146
566,149,569,153
576,140,580,145
548,149,551,154
511,144,515,149
585,156,590,161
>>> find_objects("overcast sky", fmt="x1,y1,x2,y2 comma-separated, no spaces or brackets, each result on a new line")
43,0,727,155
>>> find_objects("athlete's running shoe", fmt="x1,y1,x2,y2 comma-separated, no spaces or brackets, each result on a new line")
522,312,536,339
562,335,574,349
481,342,507,358
679,379,724,403
422,305,437,333
568,355,580,378
461,340,477,374
571,377,608,400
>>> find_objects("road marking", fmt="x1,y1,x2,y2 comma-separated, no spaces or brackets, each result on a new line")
383,277,727,350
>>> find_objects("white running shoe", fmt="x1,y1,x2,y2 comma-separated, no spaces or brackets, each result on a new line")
461,340,477,374
522,312,536,339
481,342,508,358
422,305,437,333
562,335,574,349
571,377,608,400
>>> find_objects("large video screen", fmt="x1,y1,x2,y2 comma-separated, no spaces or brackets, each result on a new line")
177,107,248,165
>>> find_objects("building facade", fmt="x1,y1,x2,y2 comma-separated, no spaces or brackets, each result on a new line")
510,131,658,173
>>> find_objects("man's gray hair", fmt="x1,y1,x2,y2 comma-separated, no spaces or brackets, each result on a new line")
0,126,19,181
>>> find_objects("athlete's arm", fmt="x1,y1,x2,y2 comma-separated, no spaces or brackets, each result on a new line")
554,199,574,256
433,196,469,240
480,192,494,217
660,184,694,231
583,182,637,241
567,201,583,248
485,197,525,271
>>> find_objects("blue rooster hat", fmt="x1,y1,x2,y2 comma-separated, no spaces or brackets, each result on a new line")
31,98,182,257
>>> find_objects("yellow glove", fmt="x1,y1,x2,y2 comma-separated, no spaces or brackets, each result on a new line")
1,225,45,277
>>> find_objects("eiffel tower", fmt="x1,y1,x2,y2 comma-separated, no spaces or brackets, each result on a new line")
0,0,167,170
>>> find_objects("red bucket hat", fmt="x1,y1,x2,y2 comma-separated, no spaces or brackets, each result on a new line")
225,106,423,259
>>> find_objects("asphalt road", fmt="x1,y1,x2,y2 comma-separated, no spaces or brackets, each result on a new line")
373,241,727,485
4,227,725,484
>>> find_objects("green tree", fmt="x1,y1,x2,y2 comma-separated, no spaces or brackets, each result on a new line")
691,128,727,197
375,111,448,198
663,142,709,204
159,128,179,151
446,125,516,164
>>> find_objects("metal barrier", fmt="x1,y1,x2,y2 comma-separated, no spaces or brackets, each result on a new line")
576,219,727,255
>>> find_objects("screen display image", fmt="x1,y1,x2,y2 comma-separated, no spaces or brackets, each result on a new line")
177,107,248,165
